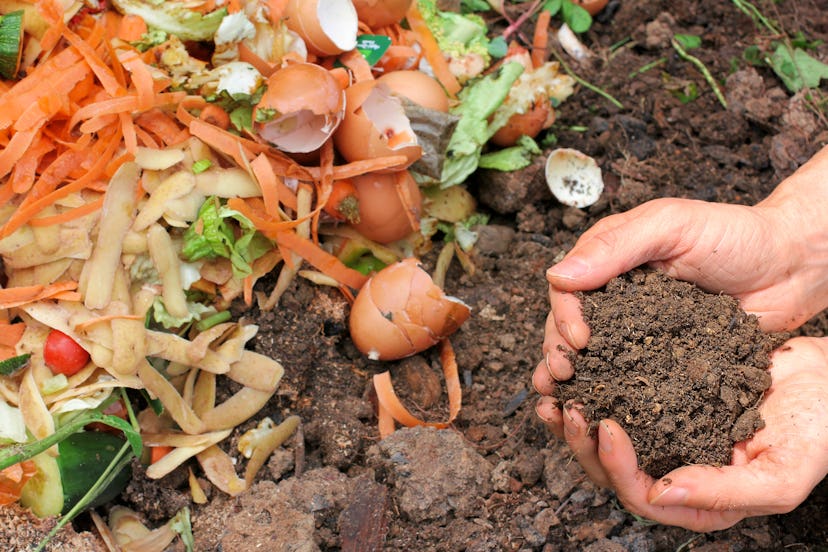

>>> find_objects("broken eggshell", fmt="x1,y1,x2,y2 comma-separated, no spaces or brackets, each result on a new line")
545,148,604,208
333,80,422,171
348,170,422,244
253,62,345,154
285,0,358,57
376,70,449,113
349,258,471,361
351,0,412,29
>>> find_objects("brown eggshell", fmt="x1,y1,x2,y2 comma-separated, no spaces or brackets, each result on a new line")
254,63,345,153
489,99,553,148
573,0,609,16
352,0,412,28
349,258,471,360
376,70,449,113
349,170,422,244
333,80,422,171
285,0,358,56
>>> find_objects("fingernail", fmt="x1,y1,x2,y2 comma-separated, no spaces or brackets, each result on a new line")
598,421,613,453
547,256,590,281
563,405,579,436
559,322,577,347
535,397,557,422
649,485,689,506
544,350,552,373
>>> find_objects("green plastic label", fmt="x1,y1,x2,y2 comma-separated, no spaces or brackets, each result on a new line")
354,34,392,66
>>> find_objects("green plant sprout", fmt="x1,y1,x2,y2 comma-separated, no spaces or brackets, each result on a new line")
670,35,728,109
732,0,828,94
551,49,624,109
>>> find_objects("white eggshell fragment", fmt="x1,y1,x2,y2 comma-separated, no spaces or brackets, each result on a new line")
545,148,604,208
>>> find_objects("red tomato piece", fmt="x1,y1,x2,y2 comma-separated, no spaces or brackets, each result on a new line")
43,330,90,376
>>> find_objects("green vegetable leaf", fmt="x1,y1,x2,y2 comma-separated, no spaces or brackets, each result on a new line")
130,29,169,52
768,43,828,92
110,0,227,42
182,196,273,279
440,62,525,188
478,135,542,171
674,33,702,50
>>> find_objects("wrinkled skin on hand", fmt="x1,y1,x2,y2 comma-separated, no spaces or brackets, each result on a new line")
533,146,828,532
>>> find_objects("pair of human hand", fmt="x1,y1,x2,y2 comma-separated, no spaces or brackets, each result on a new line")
533,149,828,532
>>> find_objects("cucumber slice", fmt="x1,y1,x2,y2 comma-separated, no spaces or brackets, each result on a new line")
19,452,64,518
58,431,132,514
0,10,23,80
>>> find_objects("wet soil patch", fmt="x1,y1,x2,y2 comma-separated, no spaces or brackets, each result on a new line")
555,269,788,477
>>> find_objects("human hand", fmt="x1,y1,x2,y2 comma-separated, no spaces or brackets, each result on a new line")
534,336,828,532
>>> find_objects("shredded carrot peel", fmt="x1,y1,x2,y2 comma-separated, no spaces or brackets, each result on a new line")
373,339,462,438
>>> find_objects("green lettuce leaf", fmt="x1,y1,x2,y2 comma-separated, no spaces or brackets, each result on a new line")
440,62,524,188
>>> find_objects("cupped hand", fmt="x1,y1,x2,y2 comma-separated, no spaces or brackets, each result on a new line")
535,146,828,389
536,336,828,532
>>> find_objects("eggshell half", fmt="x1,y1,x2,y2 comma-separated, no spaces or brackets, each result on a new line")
285,0,358,56
333,80,422,171
352,0,412,28
573,0,609,16
545,148,604,208
376,70,449,113
349,170,422,244
349,258,471,360
254,63,345,153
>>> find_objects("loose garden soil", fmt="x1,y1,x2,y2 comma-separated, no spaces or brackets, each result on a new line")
554,269,787,478
4,0,828,550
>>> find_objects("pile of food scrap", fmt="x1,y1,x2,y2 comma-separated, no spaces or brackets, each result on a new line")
0,0,590,548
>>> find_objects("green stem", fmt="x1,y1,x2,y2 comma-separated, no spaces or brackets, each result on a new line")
551,50,624,109
629,57,667,79
670,38,728,110
730,0,780,35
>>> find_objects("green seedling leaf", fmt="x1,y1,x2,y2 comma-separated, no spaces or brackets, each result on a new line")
742,45,764,66
674,33,702,50
768,43,828,92
561,1,592,33
488,36,508,58
542,0,563,16
673,81,700,104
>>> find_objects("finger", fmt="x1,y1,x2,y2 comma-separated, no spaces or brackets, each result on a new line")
535,396,564,440
532,357,556,395
549,288,589,350
597,420,745,531
563,405,610,487
540,311,576,382
546,200,686,292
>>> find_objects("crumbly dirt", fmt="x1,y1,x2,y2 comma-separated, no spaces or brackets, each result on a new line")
4,0,828,550
555,269,787,478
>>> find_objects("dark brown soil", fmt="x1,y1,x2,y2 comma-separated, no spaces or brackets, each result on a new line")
4,0,828,550
555,268,787,478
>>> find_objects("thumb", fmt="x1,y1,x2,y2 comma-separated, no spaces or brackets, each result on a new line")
647,460,806,515
546,199,691,291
